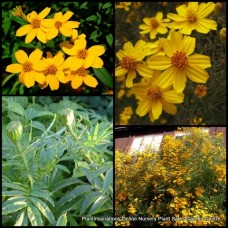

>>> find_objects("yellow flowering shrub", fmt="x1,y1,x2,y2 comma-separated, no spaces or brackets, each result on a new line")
115,128,226,226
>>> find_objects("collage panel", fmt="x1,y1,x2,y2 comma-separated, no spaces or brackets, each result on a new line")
115,126,226,226
2,96,113,226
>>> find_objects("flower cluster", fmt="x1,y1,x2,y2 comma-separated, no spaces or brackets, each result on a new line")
115,2,221,123
6,7,105,91
115,128,226,226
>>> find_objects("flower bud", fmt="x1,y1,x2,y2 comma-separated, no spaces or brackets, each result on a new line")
6,121,23,143
59,108,75,126
219,28,226,43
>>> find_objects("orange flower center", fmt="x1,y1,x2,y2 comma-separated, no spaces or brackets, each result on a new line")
77,49,88,59
146,86,162,100
171,51,188,69
23,62,32,72
72,67,87,77
151,18,159,28
31,18,41,29
187,12,197,23
55,21,62,29
47,65,57,75
120,57,137,70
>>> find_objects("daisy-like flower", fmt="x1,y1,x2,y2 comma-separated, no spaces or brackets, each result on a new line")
43,11,80,40
64,65,98,89
62,39,105,70
168,2,217,35
131,70,184,123
115,2,132,11
34,52,66,91
147,31,211,93
115,40,154,88
16,7,51,43
6,49,46,88
139,12,170,39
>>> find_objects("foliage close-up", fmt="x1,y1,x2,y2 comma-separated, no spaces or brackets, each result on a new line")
115,2,226,125
2,2,113,95
115,127,226,226
2,96,113,226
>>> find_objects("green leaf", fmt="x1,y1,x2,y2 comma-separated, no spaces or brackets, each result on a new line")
79,2,88,9
3,182,27,192
57,185,91,206
11,16,28,25
31,121,46,132
30,197,55,225
103,167,113,192
2,201,27,215
91,166,110,179
30,189,55,207
15,209,28,226
80,191,101,215
3,196,26,208
93,68,113,89
106,34,113,47
88,194,108,215
56,164,70,174
86,220,98,226
18,41,37,48
27,204,43,226
102,3,112,9
86,15,97,21
2,190,27,196
3,17,11,36
34,111,55,118
7,101,25,116
56,213,67,226
92,122,99,141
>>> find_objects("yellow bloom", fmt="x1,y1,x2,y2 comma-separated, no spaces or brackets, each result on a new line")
139,12,170,39
62,39,105,70
34,52,66,91
64,65,98,89
131,70,184,122
147,31,211,93
115,40,153,88
43,11,80,40
115,2,131,11
168,2,217,35
16,7,51,43
128,203,136,214
6,49,45,88
195,187,204,197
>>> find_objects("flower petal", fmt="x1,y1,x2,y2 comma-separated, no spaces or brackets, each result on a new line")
173,70,187,93
88,45,105,56
126,70,136,88
47,75,59,90
185,65,209,83
182,36,195,55
136,99,152,116
47,28,59,40
84,54,96,68
197,2,215,18
62,11,74,22
161,100,177,115
91,57,103,68
53,52,64,66
151,100,162,120
162,90,184,103
25,29,38,43
29,49,43,62
16,25,32,36
34,71,46,84
56,71,66,83
147,55,171,70
64,21,80,29
60,25,72,37
188,54,211,69
6,64,22,73
71,77,83,89
15,50,28,64
156,67,175,88
24,71,35,88
136,63,153,77
115,66,127,77
38,7,51,19
84,75,98,88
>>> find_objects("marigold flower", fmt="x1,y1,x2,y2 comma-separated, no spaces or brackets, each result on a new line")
194,85,207,97
168,2,217,35
64,65,98,89
139,12,170,39
147,31,211,93
34,51,66,90
131,70,184,122
43,11,80,40
62,39,105,70
115,40,153,88
16,7,51,43
6,49,46,88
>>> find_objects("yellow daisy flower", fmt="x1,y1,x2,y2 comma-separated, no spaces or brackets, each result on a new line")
64,65,98,89
115,2,132,11
43,11,80,40
16,7,51,43
62,39,105,70
115,40,154,88
168,2,217,35
131,70,184,122
6,49,46,88
34,52,66,91
147,31,211,93
139,12,170,39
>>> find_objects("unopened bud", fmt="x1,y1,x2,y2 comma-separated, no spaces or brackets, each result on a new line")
59,108,75,126
6,121,23,143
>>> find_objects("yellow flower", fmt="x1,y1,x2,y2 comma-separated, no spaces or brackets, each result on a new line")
64,65,98,89
168,2,217,35
34,51,66,91
194,85,207,97
195,187,204,197
16,7,51,43
128,203,136,214
43,11,80,40
6,49,45,88
62,39,105,70
147,31,211,93
115,40,153,88
131,70,184,122
115,2,131,11
139,12,170,39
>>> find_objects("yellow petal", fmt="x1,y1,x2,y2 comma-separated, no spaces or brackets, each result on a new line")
47,28,59,40
25,29,38,43
167,13,185,22
24,72,35,88
185,65,209,83
173,70,187,93
56,71,65,83
71,77,83,89
84,54,96,68
156,12,163,20
6,64,22,73
60,25,72,37
16,24,32,36
53,52,64,66
197,2,215,18
54,12,63,21
34,71,46,84
15,50,28,64
37,29,47,43
151,100,162,120
88,45,105,56
123,42,134,56
136,99,151,116
62,11,74,22
182,36,195,55
156,67,174,88
83,75,98,88
115,66,127,77
161,100,177,115
136,63,153,77
29,49,43,62
126,70,136,88
64,21,80,29
47,75,59,90
38,7,51,19
147,55,171,70
162,90,184,104
71,59,84,71
42,19,55,28
91,57,104,68
188,54,211,69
